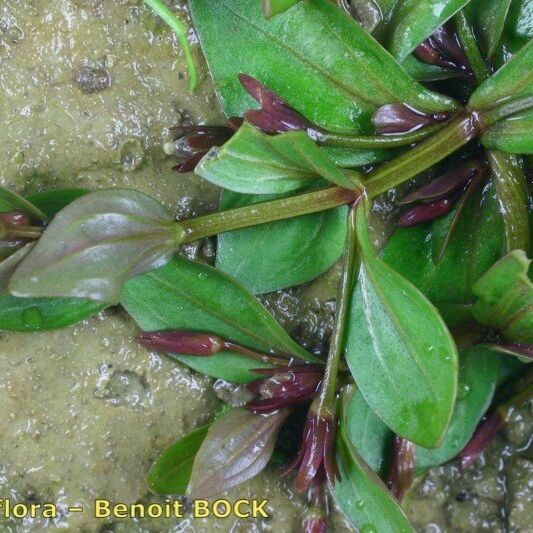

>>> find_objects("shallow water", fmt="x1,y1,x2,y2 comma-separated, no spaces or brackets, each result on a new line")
0,1,531,532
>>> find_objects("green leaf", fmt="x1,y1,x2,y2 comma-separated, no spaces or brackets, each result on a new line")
0,186,49,221
469,38,533,108
344,202,458,448
472,250,533,343
385,0,472,61
344,388,392,475
216,189,348,294
187,408,288,498
189,0,457,136
196,123,357,194
402,55,456,81
469,0,513,57
382,180,504,327
415,345,500,473
148,424,209,494
262,0,300,18
121,255,318,380
332,389,413,533
482,109,533,154
9,189,178,304
0,189,105,332
27,188,89,219
487,151,530,253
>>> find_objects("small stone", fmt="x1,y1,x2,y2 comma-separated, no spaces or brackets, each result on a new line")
75,65,111,94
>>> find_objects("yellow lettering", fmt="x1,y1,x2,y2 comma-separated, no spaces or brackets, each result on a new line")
252,500,269,518
234,499,250,518
194,500,210,518
42,504,57,519
147,504,162,518
95,499,110,518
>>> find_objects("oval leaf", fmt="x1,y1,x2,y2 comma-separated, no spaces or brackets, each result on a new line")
9,189,178,304
149,424,210,494
345,387,392,475
189,0,456,135
332,389,413,533
345,202,458,448
187,407,288,498
0,189,105,332
121,255,318,383
216,190,348,294
382,180,504,327
415,345,500,473
472,249,533,344
196,123,356,194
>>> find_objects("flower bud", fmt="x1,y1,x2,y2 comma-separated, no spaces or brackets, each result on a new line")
137,330,224,356
372,104,448,135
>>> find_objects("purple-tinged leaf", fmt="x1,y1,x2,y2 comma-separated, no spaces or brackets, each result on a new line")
302,480,327,533
396,198,455,227
187,407,289,498
386,437,415,502
372,104,448,135
397,159,486,205
485,343,533,360
0,186,49,223
9,189,179,304
0,211,30,226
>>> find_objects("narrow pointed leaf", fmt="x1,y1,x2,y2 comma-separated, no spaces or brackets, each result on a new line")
469,0,513,57
472,250,533,344
345,202,458,448
385,0,471,61
469,38,533,108
121,255,318,375
415,346,500,473
187,408,288,498
487,151,530,253
216,189,348,294
148,424,210,494
196,123,358,194
0,244,33,293
189,0,457,136
9,189,178,304
0,189,105,332
382,180,504,327
332,389,413,533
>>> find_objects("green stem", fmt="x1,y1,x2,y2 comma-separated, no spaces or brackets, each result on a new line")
177,186,359,243
143,0,197,93
318,122,445,149
364,113,480,197
1,224,43,239
318,202,360,412
454,11,490,83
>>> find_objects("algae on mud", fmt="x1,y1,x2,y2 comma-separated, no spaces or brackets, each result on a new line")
0,1,531,532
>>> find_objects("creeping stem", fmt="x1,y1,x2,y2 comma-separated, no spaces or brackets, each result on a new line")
317,201,360,412
143,0,197,93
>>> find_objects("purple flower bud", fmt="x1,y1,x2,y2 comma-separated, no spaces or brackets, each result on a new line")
246,365,323,413
397,159,486,205
396,197,455,227
166,125,234,173
239,74,318,135
415,25,470,74
372,104,448,135
137,330,224,356
386,436,416,502
282,399,338,492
